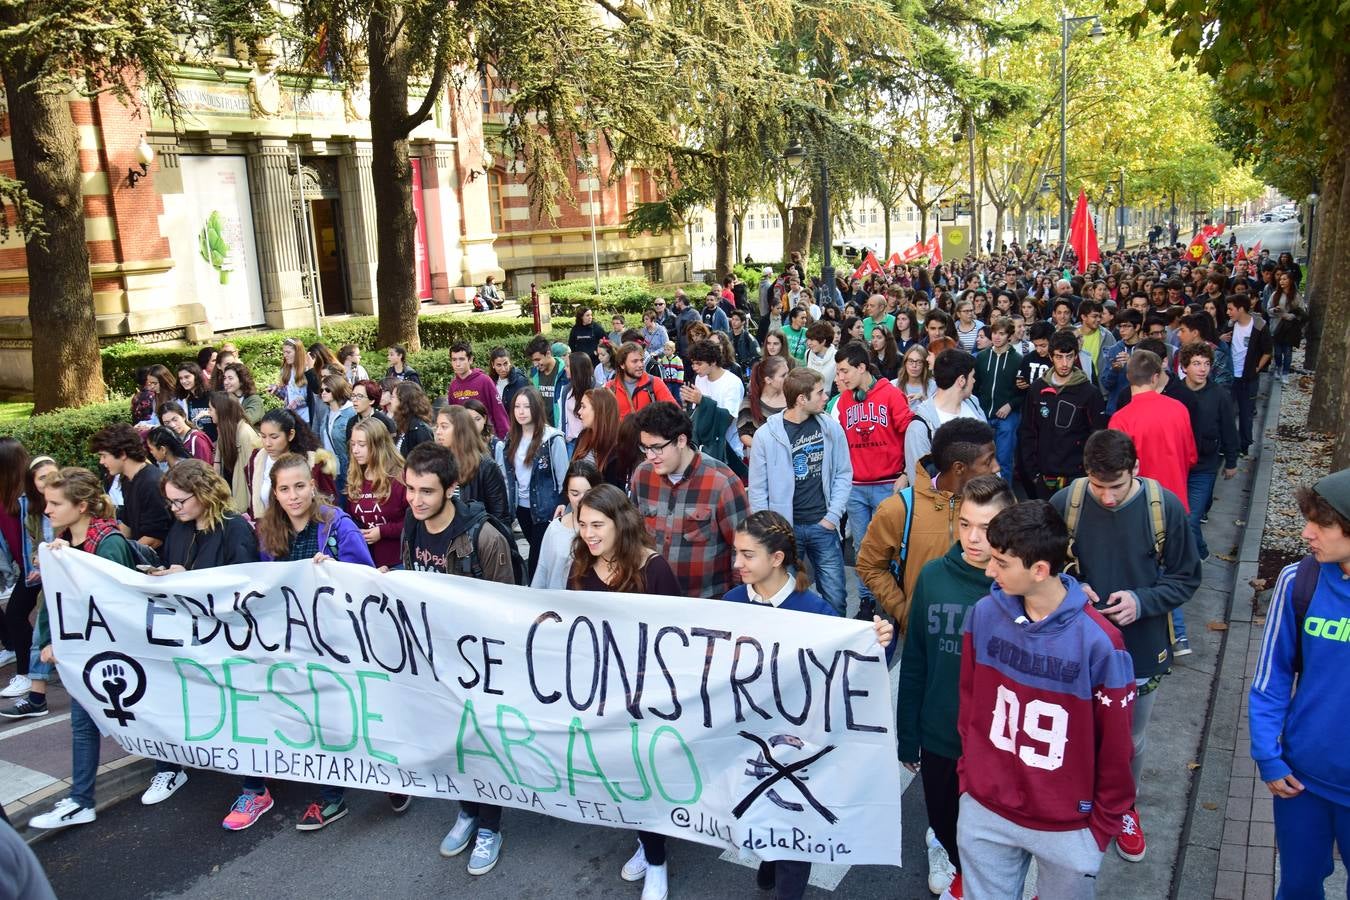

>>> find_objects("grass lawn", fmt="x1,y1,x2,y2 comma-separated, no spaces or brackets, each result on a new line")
0,401,34,424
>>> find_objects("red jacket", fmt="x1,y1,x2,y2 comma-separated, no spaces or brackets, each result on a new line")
609,373,676,418
1108,391,1197,511
835,377,915,484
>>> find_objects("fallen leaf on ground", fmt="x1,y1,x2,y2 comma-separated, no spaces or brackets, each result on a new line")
1215,552,1237,562
1187,761,1201,770
1207,621,1229,631
1202,802,1219,811
1249,577,1267,589
1235,520,1247,526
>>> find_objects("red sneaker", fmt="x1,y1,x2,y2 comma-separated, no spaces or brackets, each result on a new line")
939,872,963,900
1117,807,1147,861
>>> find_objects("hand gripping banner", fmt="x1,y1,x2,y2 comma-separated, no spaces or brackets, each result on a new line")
40,547,903,865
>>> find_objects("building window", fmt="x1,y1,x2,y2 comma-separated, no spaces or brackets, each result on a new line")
870,208,878,224
487,171,504,232
771,214,781,228
747,215,755,230
906,208,915,221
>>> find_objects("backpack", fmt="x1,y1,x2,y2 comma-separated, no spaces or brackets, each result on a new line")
402,506,527,586
460,510,529,586
86,522,162,570
1288,554,1322,678
886,485,917,589
1062,477,1166,574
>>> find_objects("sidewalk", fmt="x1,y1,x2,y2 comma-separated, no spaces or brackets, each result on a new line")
1176,378,1346,900
0,670,153,842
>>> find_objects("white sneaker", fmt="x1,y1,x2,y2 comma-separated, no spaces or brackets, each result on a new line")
0,650,15,668
28,798,95,830
0,674,31,698
927,827,956,895
621,841,648,881
141,770,188,805
641,862,668,900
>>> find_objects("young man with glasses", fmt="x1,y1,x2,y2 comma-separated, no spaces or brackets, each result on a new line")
629,402,748,598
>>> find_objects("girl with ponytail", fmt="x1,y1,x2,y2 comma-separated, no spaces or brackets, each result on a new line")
25,467,141,832
721,510,894,900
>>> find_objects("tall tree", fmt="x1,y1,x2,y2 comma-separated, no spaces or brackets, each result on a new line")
1118,0,1350,465
0,0,270,411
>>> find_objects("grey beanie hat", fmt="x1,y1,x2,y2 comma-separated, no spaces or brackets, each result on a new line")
1313,468,1350,523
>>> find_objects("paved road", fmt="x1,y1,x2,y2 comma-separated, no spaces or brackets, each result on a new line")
1228,220,1300,256
28,470,1259,900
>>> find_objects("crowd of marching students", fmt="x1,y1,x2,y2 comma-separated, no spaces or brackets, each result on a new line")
1,235,1344,900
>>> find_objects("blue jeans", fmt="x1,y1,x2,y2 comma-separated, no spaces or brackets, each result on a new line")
70,701,101,809
794,522,847,615
1272,343,1294,377
990,411,1020,485
847,483,897,607
1272,787,1350,899
1187,471,1218,561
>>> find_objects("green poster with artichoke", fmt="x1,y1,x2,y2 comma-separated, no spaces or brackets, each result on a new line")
198,210,233,284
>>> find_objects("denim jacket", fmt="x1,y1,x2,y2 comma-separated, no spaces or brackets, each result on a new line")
497,426,568,515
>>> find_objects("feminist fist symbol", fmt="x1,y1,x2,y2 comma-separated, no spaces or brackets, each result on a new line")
81,651,147,727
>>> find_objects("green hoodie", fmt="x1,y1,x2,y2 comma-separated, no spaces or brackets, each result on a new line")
895,541,993,762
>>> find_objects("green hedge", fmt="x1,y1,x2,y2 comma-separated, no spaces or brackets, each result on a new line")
100,312,546,396
543,277,708,317
5,397,133,472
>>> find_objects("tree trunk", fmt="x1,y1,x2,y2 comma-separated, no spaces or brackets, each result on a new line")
368,7,421,353
1,63,106,412
713,160,732,281
786,206,812,262
881,203,892,257
732,212,744,265
1307,150,1349,439
1308,59,1350,443
1303,148,1341,370
993,204,1006,251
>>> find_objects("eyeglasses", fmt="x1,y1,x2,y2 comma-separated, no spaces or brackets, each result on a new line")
166,496,192,511
639,439,674,457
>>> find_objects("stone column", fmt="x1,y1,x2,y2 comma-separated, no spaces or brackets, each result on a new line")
247,139,310,328
414,140,463,303
337,141,378,315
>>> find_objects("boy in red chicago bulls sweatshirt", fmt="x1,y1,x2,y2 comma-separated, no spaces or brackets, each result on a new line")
956,500,1135,900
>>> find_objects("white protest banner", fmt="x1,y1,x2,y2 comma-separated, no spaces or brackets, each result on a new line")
41,546,902,865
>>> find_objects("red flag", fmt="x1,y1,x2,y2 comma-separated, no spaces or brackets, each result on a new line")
1068,189,1100,274
925,233,943,265
1186,231,1207,262
886,251,903,268
851,250,883,281
1235,244,1247,261
1250,239,1263,259
899,239,928,263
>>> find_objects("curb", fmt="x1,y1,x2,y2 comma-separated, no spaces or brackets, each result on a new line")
1173,378,1282,900
15,755,156,847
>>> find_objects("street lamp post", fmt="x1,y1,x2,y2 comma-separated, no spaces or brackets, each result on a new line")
1059,13,1105,259
1306,191,1319,277
577,150,603,294
1116,167,1126,251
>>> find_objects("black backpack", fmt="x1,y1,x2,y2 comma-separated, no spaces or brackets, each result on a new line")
459,508,529,586
401,504,527,586
1289,554,1322,679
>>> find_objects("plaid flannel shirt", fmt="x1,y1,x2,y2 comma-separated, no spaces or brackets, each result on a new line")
629,452,748,598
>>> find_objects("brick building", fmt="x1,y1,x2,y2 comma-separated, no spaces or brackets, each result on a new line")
0,57,687,392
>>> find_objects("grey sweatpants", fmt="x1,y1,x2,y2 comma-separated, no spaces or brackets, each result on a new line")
957,794,1104,900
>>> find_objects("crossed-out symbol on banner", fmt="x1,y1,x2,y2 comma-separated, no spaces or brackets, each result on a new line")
732,731,839,824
